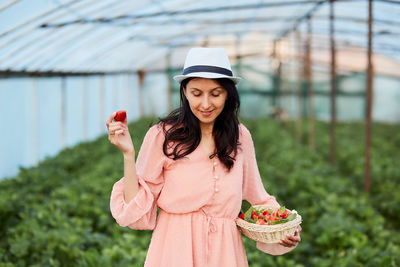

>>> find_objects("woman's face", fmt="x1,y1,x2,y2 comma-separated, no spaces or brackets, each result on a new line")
183,78,228,127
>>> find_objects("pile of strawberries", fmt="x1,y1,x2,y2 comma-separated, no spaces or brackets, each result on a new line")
238,206,296,225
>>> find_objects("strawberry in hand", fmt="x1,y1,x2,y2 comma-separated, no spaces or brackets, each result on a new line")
114,110,127,122
106,111,134,155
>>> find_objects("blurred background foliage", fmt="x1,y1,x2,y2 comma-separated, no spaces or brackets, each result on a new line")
1,117,399,267
1,1,400,266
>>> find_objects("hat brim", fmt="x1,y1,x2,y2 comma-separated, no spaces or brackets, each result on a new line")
173,72,241,85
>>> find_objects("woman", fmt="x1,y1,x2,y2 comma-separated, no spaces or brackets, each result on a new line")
107,47,301,267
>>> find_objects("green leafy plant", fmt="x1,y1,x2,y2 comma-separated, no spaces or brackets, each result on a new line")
0,117,399,266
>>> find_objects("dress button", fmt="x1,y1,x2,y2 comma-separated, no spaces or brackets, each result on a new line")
214,175,218,180
213,161,217,166
215,188,219,192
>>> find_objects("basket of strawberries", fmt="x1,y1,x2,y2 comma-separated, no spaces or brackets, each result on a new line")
236,205,302,243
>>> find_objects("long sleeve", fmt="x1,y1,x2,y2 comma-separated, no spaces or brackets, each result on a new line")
110,124,166,230
240,124,298,255
241,124,279,208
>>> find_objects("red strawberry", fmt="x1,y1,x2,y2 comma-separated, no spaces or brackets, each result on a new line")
280,210,288,219
256,219,266,225
114,110,127,122
262,210,269,216
239,213,245,220
251,210,257,219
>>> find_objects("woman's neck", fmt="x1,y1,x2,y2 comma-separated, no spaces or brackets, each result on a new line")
200,123,214,138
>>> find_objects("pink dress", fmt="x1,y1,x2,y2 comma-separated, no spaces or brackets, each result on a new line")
110,123,297,266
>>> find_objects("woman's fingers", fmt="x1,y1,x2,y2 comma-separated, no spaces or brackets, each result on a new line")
280,240,297,247
115,129,124,135
106,113,134,154
278,229,301,247
106,112,116,129
278,236,299,247
289,233,301,242
108,122,127,134
109,121,125,129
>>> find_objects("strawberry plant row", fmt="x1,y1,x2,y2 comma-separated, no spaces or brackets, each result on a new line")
0,117,398,266
286,119,400,230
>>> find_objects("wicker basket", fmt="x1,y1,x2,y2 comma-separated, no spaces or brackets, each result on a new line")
236,205,302,243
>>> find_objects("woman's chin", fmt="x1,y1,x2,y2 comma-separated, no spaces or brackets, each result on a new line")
198,117,216,125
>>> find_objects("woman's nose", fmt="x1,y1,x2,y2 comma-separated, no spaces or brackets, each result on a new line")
201,96,211,109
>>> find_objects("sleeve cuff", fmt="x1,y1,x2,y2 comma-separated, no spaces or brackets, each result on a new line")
256,241,298,255
110,176,154,227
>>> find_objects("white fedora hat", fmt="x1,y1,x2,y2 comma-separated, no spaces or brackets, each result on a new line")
173,47,241,84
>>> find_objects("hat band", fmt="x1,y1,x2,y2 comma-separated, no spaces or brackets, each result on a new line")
182,65,233,77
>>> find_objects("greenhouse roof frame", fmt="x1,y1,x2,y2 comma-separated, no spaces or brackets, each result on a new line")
0,0,399,76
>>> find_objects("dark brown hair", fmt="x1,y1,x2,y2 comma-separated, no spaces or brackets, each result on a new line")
158,77,241,171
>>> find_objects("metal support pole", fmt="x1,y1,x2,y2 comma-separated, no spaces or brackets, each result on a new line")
235,34,241,79
83,75,88,141
99,74,105,134
166,50,172,113
61,76,66,149
122,74,130,117
202,35,209,47
296,31,302,143
138,70,146,117
329,0,337,164
113,74,119,112
305,15,315,150
365,0,374,193
272,41,279,108
237,34,245,80
275,40,282,110
287,35,294,121
32,77,39,164
125,74,132,121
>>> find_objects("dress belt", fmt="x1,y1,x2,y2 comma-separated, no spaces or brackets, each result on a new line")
200,208,218,264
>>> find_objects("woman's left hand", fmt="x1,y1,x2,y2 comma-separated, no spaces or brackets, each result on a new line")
278,225,302,247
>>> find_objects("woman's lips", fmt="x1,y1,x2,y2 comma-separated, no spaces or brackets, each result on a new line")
200,110,214,117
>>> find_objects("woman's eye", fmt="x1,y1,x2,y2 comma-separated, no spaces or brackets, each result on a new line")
193,93,201,97
212,94,220,97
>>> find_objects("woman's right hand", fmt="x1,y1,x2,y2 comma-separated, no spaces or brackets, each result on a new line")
106,112,135,155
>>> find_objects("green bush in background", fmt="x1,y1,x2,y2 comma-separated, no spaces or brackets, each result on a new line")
292,120,400,231
0,117,399,266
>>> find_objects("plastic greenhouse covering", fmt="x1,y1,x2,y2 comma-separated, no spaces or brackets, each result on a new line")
1,0,400,72
0,0,399,179
1,2,400,266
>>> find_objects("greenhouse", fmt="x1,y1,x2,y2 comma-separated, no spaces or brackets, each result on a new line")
1,0,399,266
